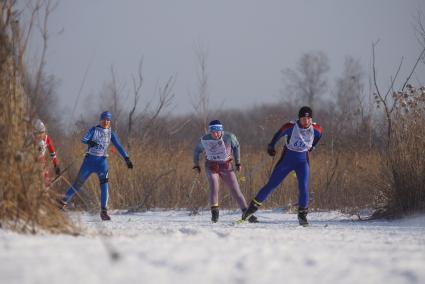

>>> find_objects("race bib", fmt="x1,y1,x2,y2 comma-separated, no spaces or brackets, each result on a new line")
201,138,229,161
87,127,111,156
286,123,314,152
37,139,47,156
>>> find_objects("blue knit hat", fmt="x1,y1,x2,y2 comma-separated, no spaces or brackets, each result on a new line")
208,120,223,132
100,111,112,121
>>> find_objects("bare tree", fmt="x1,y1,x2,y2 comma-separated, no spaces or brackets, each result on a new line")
0,0,75,234
99,65,126,134
372,41,425,145
333,56,370,147
7,0,43,78
139,76,175,141
335,57,365,116
127,57,144,149
190,43,210,133
415,10,425,52
8,0,61,129
414,10,425,86
281,51,330,109
87,61,175,145
32,1,57,104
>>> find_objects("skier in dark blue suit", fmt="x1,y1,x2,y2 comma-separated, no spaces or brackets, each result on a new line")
61,111,133,220
241,106,323,226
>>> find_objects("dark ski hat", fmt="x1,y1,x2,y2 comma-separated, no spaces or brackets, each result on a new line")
100,111,112,121
208,120,223,132
298,106,312,118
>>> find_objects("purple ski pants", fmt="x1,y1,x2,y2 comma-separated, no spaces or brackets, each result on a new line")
204,161,248,210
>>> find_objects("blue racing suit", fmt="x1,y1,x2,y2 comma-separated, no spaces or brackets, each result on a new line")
63,125,128,209
255,120,323,208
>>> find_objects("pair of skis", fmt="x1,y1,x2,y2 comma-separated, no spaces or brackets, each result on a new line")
233,218,311,227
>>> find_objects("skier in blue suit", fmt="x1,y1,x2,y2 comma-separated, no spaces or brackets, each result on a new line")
241,106,323,226
61,111,133,220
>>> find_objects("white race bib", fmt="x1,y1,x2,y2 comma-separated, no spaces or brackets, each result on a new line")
286,123,314,152
201,138,229,161
87,127,112,156
37,138,47,156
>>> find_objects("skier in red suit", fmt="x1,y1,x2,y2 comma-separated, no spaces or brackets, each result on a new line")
32,119,60,187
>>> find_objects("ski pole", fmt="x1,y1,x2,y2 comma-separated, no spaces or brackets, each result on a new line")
187,176,203,215
59,175,97,209
187,176,200,199
49,161,76,187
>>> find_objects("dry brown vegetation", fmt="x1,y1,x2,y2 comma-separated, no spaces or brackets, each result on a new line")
2,1,425,234
0,1,76,233
55,117,383,216
53,45,425,219
54,51,425,219
372,85,425,217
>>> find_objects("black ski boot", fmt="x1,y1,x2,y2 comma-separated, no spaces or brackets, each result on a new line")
242,208,259,223
100,208,111,221
211,206,219,223
58,199,68,211
298,207,309,226
248,215,259,223
241,199,261,221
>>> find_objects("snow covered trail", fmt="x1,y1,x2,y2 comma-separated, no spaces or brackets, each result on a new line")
1,210,425,284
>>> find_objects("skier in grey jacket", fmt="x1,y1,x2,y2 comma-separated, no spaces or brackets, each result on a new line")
193,120,257,223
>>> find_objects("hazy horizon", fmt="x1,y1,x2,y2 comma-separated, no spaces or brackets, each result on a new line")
29,0,425,121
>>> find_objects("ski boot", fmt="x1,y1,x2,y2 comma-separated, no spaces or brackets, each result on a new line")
100,208,111,221
58,199,68,211
242,208,259,223
211,206,219,223
298,207,309,227
241,199,261,221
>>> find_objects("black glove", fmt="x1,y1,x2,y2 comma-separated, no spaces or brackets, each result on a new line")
235,163,242,172
54,166,61,176
125,157,133,169
87,140,98,148
193,165,201,174
267,144,276,156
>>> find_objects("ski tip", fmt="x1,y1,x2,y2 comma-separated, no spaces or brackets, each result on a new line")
234,219,246,225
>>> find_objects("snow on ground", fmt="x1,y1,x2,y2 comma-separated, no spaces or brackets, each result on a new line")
1,210,425,284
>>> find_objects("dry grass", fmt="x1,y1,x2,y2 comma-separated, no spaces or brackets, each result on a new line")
380,115,425,216
0,21,76,234
57,139,380,213
369,87,425,218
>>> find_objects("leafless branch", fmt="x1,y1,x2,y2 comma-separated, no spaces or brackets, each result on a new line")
1,0,17,28
386,58,403,113
33,0,57,117
128,57,144,148
372,40,382,100
372,40,392,143
401,47,425,91
141,76,175,140
190,43,210,133
108,65,125,129
414,10,425,49
71,50,96,118
20,0,42,60
167,118,192,136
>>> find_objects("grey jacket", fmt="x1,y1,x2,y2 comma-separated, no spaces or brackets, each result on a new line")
193,131,241,166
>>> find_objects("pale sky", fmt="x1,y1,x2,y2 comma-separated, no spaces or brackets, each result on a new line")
36,0,425,119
